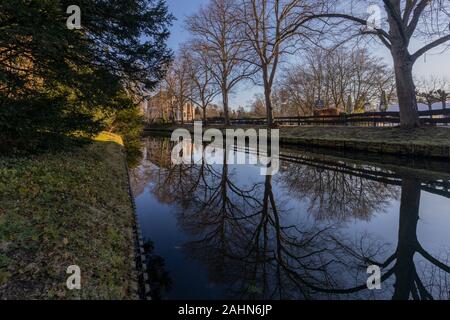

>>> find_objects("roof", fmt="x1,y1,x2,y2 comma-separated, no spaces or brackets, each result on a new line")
387,102,450,112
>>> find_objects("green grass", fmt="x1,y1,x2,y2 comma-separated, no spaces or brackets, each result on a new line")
0,136,138,299
95,132,124,146
282,126,450,147
146,124,450,157
149,124,450,145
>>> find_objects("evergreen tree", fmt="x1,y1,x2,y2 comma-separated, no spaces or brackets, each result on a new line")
0,0,173,151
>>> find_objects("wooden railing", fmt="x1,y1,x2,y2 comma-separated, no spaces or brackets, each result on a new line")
201,109,450,127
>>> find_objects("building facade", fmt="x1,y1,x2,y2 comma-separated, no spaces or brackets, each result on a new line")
141,92,196,123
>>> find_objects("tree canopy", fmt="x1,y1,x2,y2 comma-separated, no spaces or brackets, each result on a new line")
0,0,173,151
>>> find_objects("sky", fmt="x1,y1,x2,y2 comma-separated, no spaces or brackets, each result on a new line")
165,0,263,108
165,0,450,110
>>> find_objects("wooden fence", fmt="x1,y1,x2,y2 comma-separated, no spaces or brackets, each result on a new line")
201,109,450,127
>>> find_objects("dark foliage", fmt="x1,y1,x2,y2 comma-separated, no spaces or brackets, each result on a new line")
143,240,172,300
0,0,173,151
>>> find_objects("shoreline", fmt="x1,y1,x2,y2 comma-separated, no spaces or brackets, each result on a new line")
144,125,450,160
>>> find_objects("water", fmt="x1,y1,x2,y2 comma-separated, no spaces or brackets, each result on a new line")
131,135,450,300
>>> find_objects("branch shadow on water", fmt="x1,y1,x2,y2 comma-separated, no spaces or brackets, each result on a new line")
142,240,172,300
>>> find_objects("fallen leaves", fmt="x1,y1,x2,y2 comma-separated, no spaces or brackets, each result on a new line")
0,142,136,299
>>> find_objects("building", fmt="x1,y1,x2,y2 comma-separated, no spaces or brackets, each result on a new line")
160,100,196,123
141,92,196,123
176,102,196,123
144,91,172,123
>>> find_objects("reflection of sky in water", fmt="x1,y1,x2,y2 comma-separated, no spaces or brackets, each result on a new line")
418,193,450,250
136,186,228,299
133,137,450,300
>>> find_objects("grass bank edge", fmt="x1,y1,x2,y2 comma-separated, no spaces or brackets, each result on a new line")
144,125,450,158
0,132,139,299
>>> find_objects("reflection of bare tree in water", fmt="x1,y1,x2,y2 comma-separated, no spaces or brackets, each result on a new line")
178,164,367,299
138,136,450,300
178,147,264,285
131,138,201,204
172,152,358,299
185,171,450,299
390,178,450,300
280,162,399,222
143,240,172,300
130,138,172,197
311,177,450,300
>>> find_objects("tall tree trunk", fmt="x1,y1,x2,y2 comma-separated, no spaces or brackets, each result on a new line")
392,53,420,128
222,88,230,126
180,105,184,125
264,86,274,127
203,106,207,124
263,66,274,127
390,27,420,128
171,106,176,125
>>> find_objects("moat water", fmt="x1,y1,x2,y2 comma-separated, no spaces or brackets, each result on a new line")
131,135,450,300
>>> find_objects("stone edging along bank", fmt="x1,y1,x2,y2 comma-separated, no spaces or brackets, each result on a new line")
123,150,152,300
279,136,450,160
144,127,450,160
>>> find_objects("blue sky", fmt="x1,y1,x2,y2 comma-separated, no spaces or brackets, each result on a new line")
165,0,262,107
165,0,450,110
166,0,205,50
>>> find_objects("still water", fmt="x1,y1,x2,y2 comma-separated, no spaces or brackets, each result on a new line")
131,135,450,300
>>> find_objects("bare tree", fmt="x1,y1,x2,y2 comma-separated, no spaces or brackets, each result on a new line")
180,45,220,123
249,93,267,117
276,46,396,115
237,0,323,126
146,82,172,123
186,0,254,125
161,71,177,124
164,57,191,124
436,77,450,110
416,76,440,117
307,0,450,127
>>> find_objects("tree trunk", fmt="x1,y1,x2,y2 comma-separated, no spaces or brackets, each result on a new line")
386,9,421,129
391,49,420,128
263,67,274,127
180,104,184,125
203,107,207,125
264,87,274,127
171,106,176,125
222,89,230,126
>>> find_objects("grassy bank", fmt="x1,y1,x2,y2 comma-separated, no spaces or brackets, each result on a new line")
281,126,450,146
280,126,450,158
0,135,138,299
145,125,450,159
